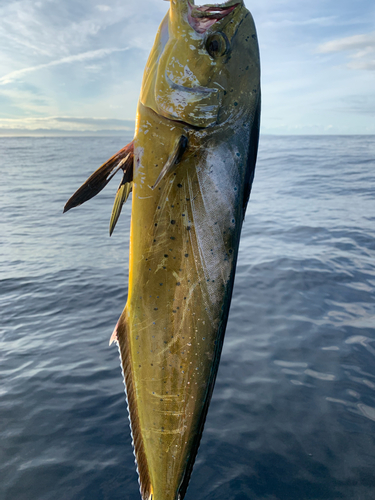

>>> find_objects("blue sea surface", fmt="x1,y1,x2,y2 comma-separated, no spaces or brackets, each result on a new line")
1,135,375,500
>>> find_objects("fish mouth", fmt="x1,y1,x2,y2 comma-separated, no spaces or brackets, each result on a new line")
188,0,240,33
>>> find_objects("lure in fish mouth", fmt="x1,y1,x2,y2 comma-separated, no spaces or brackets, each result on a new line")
64,0,260,499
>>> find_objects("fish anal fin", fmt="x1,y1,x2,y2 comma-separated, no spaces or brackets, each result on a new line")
151,134,188,190
63,140,134,213
112,309,152,500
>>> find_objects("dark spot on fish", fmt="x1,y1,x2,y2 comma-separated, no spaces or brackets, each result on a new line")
229,249,233,254
185,253,189,257
153,239,156,242
163,266,166,269
182,213,185,217
177,183,182,188
160,283,163,286
154,308,158,310
187,226,191,231
164,254,168,258
154,223,157,227
171,204,174,208
173,310,176,313
170,236,175,240
234,102,238,106
224,90,227,95
158,206,160,209
186,198,190,201
171,220,176,224
236,152,240,157
176,282,180,286
245,65,249,70
252,34,257,39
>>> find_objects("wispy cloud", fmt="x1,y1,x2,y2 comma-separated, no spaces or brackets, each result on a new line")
318,32,375,53
318,31,375,71
264,16,338,28
0,47,129,85
96,5,112,12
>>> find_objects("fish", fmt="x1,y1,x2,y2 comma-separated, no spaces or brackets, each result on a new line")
64,0,260,498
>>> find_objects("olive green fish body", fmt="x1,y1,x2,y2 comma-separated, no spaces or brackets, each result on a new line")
124,103,250,498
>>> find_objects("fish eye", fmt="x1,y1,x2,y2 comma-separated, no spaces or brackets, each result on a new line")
205,32,229,58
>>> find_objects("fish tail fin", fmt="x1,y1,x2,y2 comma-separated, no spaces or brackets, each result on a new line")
110,308,153,500
63,140,134,213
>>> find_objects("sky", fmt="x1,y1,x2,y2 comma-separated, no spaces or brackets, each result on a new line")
0,0,374,136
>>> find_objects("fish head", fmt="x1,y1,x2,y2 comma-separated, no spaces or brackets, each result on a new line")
140,0,260,128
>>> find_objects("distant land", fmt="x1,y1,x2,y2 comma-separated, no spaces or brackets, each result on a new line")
0,117,136,137
0,128,135,137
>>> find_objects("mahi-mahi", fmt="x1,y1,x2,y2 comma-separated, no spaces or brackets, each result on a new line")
64,0,260,498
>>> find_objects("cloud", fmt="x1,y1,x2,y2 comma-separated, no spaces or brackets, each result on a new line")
264,16,338,28
318,32,375,53
318,31,375,71
0,47,129,85
96,5,111,12
55,117,135,128
336,95,375,115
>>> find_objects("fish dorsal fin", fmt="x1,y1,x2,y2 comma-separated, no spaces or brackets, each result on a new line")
151,135,188,190
63,140,134,213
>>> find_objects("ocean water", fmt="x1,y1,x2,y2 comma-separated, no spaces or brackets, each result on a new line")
1,135,375,500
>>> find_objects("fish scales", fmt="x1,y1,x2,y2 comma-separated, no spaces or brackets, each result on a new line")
64,0,260,499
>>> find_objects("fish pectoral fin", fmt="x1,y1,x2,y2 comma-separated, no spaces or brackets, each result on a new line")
110,308,153,500
109,173,133,236
63,140,134,213
151,134,188,190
